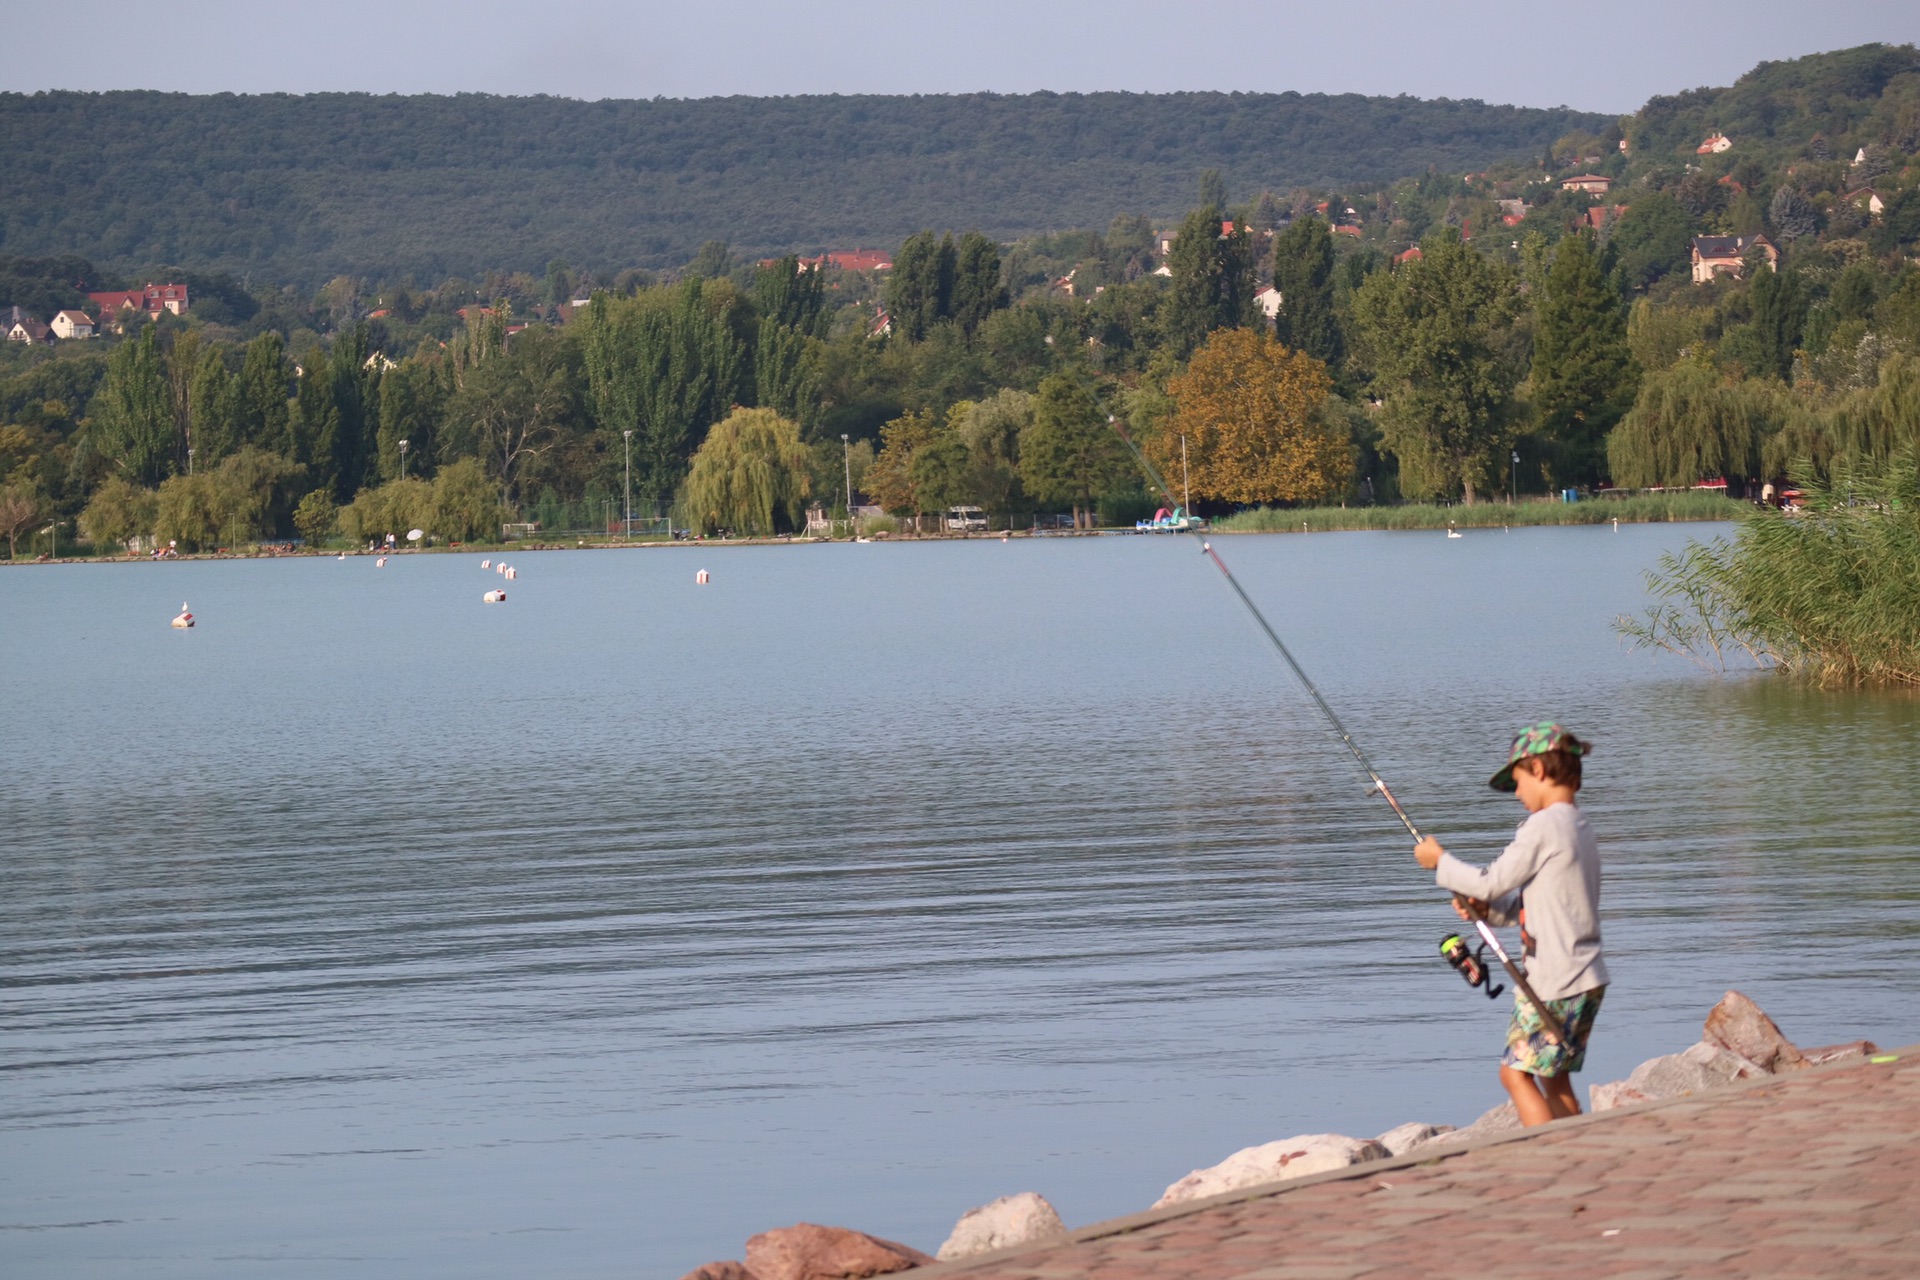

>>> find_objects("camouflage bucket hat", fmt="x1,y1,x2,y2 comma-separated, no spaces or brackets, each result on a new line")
1490,721,1587,792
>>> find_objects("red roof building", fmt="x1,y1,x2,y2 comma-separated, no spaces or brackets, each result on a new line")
795,250,893,273
88,282,191,319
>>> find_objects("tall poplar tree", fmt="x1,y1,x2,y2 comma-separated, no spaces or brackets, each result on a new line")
1349,228,1521,503
1163,207,1255,359
235,332,294,459
950,231,1007,337
187,345,239,464
89,327,174,486
1268,216,1342,371
886,232,957,341
1747,265,1809,383
1531,233,1634,487
580,280,749,503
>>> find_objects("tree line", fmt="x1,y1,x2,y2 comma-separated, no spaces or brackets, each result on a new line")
5,44,1920,554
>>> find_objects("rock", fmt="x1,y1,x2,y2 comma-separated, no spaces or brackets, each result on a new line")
1448,1100,1524,1144
1802,1040,1880,1066
936,1192,1066,1261
1373,1122,1454,1157
744,1224,934,1280
1702,990,1807,1073
679,1263,758,1280
1153,1134,1388,1208
1588,1080,1653,1112
1623,1040,1767,1101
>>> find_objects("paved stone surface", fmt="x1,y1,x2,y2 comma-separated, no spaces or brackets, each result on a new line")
922,1048,1919,1280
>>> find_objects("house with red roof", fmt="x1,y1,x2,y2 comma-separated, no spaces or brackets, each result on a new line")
1560,174,1612,194
792,250,892,273
88,282,191,326
1691,234,1778,284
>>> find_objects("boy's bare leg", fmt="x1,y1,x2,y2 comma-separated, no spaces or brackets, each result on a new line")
1499,1065,1558,1127
1541,1072,1583,1119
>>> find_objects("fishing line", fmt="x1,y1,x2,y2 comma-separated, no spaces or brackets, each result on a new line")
1109,419,1565,1043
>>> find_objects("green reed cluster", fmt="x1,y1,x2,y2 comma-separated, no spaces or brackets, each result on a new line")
1617,452,1920,686
1212,492,1740,534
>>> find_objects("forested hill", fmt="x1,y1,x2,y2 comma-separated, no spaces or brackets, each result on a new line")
0,90,1607,283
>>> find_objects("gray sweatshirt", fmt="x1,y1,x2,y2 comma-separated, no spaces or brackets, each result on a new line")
1434,801,1608,1001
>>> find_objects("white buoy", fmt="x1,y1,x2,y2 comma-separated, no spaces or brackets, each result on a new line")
483,589,506,603
1612,517,1619,532
481,558,492,569
376,556,388,567
171,602,194,628
497,562,508,575
695,569,710,585
504,566,517,580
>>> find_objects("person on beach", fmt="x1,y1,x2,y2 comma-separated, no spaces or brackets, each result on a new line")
1413,723,1607,1127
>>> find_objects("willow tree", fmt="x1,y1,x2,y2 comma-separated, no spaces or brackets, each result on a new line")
680,408,811,536
1607,359,1781,490
1163,328,1345,505
1766,352,1920,480
1349,229,1521,503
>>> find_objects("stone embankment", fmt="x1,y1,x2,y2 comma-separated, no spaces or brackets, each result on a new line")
677,992,1902,1280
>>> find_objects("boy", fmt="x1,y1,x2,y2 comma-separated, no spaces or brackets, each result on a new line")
1413,723,1607,1127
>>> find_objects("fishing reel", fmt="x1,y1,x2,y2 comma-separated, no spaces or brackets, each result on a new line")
1440,934,1504,1000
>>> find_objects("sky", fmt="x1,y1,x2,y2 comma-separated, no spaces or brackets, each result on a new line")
7,1,1920,112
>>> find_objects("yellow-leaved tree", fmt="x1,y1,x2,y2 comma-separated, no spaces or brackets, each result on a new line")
1161,329,1345,505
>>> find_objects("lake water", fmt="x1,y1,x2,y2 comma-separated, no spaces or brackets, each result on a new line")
4,526,1917,1279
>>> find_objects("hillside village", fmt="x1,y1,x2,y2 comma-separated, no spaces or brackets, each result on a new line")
1,43,1918,557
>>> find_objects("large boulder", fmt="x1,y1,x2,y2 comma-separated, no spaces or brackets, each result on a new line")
1373,1122,1454,1157
744,1225,934,1280
1154,1134,1387,1208
1588,1080,1653,1112
936,1192,1066,1260
1588,1039,1771,1110
1447,1101,1522,1144
679,1264,757,1280
1702,990,1807,1073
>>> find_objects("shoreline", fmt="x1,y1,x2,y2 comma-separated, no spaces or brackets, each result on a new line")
0,509,1739,568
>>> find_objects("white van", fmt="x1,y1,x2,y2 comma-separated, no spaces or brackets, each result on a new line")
945,505,988,533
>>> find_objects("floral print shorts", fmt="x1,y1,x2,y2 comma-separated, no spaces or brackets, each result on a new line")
1502,985,1605,1078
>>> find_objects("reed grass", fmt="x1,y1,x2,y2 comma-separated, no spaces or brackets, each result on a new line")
1615,454,1920,686
1211,491,1742,534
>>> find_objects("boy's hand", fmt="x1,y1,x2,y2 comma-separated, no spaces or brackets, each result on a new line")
1414,836,1445,869
1451,894,1487,922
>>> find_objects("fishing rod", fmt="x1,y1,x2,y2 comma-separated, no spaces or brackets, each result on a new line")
1108,419,1564,1045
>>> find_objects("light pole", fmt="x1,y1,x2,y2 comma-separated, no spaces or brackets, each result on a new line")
42,521,56,559
840,433,852,538
1180,434,1192,515
1510,449,1520,505
187,447,194,475
398,438,410,480
623,428,633,540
